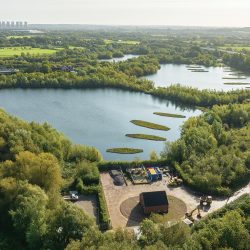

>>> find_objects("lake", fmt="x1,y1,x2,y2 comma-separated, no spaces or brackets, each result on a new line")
0,88,201,161
145,64,250,91
99,54,138,62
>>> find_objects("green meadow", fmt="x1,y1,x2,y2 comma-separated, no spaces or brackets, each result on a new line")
0,47,60,58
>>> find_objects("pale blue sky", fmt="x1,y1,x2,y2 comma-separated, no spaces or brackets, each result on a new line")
0,0,249,27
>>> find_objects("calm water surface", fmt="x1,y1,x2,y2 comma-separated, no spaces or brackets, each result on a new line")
145,64,250,91
0,88,201,161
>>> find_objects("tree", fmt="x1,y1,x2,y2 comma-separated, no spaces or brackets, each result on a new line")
139,219,159,246
68,144,102,163
44,201,94,250
159,222,191,247
76,161,99,185
0,151,62,193
9,182,48,249
150,151,158,161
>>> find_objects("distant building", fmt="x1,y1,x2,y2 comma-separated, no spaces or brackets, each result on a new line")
0,21,28,30
140,191,169,214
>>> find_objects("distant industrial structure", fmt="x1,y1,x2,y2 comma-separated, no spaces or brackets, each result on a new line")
0,21,28,30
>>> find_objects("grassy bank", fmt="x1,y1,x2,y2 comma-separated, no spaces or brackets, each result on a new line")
106,148,143,154
153,112,186,118
126,133,166,141
130,120,170,131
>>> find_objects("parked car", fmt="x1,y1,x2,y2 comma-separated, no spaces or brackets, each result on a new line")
69,191,79,201
109,170,124,186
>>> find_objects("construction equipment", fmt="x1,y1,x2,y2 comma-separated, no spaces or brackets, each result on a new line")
168,176,183,187
200,196,212,206
185,206,201,222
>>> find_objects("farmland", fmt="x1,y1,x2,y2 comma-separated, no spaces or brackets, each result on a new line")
0,46,60,57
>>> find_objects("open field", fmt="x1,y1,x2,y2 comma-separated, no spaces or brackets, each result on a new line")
0,46,60,57
153,112,186,118
126,134,166,141
130,120,170,131
7,35,33,39
106,148,143,154
104,39,140,45
219,45,250,51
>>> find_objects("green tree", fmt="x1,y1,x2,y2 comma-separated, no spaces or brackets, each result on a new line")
150,150,158,161
10,182,48,249
44,201,94,250
0,151,62,193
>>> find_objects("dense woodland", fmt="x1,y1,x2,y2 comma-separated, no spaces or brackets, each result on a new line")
161,103,250,195
0,107,249,249
0,109,106,249
0,28,250,249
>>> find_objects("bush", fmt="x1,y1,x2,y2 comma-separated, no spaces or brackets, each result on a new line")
68,145,102,163
98,159,168,172
98,186,111,230
75,178,84,193
76,161,100,185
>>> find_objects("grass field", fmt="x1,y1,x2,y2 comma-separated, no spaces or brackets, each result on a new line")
219,45,250,52
130,120,170,131
0,47,60,58
104,39,140,45
153,112,186,118
150,195,187,223
106,148,143,154
126,134,166,141
7,35,32,39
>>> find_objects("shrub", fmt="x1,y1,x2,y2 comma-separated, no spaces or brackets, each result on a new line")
98,159,168,172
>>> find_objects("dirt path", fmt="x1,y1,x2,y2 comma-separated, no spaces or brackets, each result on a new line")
101,173,250,228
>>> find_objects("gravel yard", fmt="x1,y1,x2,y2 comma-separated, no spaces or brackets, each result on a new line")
101,172,249,228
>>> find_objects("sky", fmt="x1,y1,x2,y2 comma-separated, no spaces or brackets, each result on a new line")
0,0,250,27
